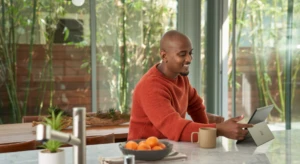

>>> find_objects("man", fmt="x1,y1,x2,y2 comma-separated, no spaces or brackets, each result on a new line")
128,30,252,142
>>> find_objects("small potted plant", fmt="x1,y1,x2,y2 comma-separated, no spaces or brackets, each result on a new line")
38,107,65,164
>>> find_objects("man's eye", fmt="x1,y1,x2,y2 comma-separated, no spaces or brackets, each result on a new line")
179,52,186,56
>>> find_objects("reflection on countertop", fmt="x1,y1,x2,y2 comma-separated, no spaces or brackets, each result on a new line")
0,130,299,164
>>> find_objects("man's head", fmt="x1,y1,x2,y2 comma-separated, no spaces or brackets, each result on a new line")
158,30,193,78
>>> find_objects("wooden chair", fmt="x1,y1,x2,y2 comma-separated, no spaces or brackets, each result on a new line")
86,134,115,145
0,140,36,153
22,115,41,123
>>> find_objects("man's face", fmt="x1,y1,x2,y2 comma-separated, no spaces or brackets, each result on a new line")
163,38,193,77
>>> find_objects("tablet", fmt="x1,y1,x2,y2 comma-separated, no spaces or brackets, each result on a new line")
247,105,274,124
248,122,274,146
236,105,274,144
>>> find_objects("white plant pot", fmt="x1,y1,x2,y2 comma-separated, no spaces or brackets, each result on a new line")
39,149,65,164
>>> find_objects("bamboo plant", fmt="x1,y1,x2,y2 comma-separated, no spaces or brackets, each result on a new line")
0,0,37,123
0,0,69,123
35,0,67,115
118,0,174,113
81,0,175,113
228,0,300,121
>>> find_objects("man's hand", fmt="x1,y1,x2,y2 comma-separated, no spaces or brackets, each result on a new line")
216,115,253,140
207,113,225,123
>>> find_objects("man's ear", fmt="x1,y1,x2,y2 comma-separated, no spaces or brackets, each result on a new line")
160,50,166,60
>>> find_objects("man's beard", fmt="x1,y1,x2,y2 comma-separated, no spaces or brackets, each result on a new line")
180,72,189,76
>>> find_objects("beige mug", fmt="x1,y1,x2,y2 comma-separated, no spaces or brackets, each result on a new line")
191,127,217,148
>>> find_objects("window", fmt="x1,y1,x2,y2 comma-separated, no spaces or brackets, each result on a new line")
0,0,177,124
53,19,84,43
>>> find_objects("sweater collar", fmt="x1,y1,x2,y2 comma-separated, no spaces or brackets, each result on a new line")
152,63,178,83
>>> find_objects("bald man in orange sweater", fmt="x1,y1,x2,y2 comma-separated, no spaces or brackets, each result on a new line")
128,30,252,142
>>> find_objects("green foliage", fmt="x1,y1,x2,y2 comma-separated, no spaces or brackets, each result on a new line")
96,108,117,120
96,108,130,121
41,107,64,153
0,0,38,123
228,0,300,121
44,107,64,131
47,106,70,117
108,108,116,119
42,140,62,153
0,0,70,123
35,0,68,115
1,0,175,122
80,0,176,113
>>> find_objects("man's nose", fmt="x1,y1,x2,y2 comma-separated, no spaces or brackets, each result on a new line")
185,53,192,62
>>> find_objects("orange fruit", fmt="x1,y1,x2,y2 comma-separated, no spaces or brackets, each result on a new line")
152,145,163,150
145,136,159,148
139,140,147,144
125,141,138,150
157,142,166,149
137,141,151,150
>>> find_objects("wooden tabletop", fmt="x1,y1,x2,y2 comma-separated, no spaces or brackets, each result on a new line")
0,123,129,144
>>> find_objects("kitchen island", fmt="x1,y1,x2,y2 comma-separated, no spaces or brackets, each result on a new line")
0,130,299,164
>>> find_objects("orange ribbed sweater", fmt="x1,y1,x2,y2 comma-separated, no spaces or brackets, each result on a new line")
128,64,216,142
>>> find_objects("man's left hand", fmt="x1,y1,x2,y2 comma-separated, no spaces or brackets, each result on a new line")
207,113,225,123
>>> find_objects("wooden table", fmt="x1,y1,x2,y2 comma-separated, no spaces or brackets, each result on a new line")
0,122,129,144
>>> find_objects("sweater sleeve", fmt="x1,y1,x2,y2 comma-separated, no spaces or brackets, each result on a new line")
187,87,209,124
138,80,215,142
181,84,216,141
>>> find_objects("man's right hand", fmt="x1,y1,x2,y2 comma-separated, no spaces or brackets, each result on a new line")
216,115,253,140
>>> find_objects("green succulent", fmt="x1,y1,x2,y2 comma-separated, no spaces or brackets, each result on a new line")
41,107,64,152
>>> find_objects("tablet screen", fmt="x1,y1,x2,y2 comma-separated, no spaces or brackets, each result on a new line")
247,105,274,124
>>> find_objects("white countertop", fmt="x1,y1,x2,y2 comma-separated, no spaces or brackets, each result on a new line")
0,130,299,164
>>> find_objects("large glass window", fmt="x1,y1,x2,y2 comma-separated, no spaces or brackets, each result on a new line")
291,1,300,129
200,1,207,100
0,0,176,124
94,0,177,113
228,0,300,129
0,1,91,123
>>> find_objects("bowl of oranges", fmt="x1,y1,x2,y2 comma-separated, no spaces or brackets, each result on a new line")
119,136,173,161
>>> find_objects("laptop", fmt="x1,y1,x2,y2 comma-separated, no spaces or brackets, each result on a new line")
236,105,274,145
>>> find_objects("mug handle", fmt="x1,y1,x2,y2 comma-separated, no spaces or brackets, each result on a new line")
191,132,199,143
